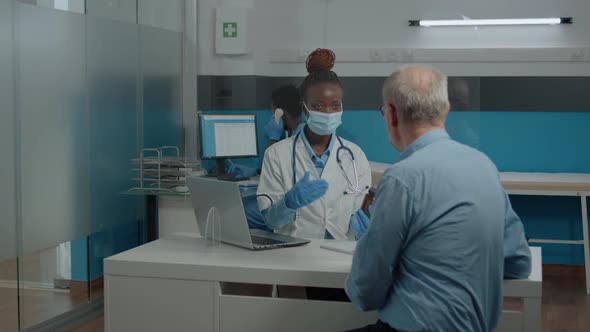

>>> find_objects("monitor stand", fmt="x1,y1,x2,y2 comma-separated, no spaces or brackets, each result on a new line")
206,158,228,178
208,158,250,182
216,158,227,177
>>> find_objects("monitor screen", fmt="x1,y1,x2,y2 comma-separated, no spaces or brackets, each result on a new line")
199,114,258,159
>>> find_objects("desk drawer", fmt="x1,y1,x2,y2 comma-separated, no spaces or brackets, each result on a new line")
219,294,528,332
218,294,377,332
105,276,216,332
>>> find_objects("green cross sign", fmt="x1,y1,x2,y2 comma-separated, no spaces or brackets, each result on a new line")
223,22,238,38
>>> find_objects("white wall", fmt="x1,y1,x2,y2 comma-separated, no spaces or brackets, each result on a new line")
198,0,590,76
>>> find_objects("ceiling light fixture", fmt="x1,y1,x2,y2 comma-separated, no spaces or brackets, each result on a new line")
409,17,573,27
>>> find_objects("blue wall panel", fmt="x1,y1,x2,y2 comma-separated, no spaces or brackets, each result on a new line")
206,109,589,265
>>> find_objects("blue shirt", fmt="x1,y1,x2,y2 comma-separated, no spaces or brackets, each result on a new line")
345,129,531,332
301,129,336,177
302,129,336,239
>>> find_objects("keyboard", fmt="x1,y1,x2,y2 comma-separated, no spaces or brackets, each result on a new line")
251,235,284,246
217,173,249,182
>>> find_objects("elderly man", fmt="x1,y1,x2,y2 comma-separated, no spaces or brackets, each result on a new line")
345,67,531,332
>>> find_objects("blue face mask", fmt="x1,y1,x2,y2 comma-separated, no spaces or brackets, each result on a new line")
304,104,343,136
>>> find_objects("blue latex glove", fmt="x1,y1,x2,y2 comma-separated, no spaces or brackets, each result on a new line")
227,162,257,178
350,207,372,240
284,171,328,209
264,116,285,141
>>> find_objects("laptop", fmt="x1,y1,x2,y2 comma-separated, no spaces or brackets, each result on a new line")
186,176,310,250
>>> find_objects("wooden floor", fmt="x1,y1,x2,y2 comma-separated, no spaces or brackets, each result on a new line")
0,252,90,331
1,265,589,331
0,284,89,330
73,315,104,332
541,265,589,332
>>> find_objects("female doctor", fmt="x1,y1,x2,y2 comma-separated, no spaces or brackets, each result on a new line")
257,49,372,240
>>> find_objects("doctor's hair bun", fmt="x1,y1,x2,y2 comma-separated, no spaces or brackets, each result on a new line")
306,48,336,73
300,48,341,100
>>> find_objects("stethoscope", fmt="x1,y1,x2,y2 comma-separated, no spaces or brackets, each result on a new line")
292,131,365,195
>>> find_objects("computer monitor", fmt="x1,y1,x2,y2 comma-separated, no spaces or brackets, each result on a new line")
199,113,259,176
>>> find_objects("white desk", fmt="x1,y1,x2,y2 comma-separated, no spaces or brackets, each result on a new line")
104,234,542,332
501,172,590,294
371,162,590,294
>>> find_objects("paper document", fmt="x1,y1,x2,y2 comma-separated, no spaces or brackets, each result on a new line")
320,241,356,255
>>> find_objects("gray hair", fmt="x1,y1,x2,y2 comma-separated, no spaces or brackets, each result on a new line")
382,66,449,123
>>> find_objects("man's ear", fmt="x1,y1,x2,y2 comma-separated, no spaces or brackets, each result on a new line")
389,104,398,128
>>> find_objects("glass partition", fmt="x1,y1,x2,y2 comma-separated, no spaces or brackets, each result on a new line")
18,242,83,329
0,0,17,264
140,25,184,151
17,2,91,254
0,260,18,331
0,2,19,330
86,0,136,23
1,0,187,329
138,0,183,32
19,0,85,14
15,3,90,329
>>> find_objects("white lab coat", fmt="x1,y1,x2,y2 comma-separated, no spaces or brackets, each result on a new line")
257,134,371,240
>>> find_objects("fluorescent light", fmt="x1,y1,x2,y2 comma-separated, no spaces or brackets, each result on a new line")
409,17,572,27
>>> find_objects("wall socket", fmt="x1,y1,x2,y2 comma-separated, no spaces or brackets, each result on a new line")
386,49,399,62
570,49,585,61
369,49,385,62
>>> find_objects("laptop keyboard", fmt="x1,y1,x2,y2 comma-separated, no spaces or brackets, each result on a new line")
218,173,249,182
251,235,284,246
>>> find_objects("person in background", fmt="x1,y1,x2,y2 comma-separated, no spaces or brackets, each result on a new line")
229,85,305,231
227,85,305,179
345,66,531,332
265,84,305,146
448,77,470,111
257,48,371,241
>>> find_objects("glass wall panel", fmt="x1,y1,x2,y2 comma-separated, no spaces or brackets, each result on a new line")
445,77,482,150
140,25,184,151
20,0,85,14
86,4,146,302
0,260,18,331
1,0,17,264
138,0,183,32
1,1,20,330
18,242,82,330
86,5,144,302
86,0,136,24
17,2,91,254
2,0,188,329
87,16,141,235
